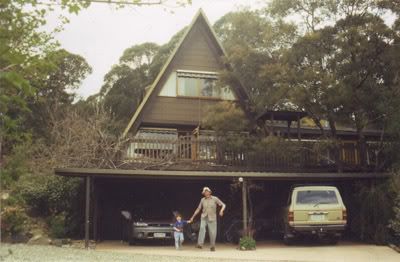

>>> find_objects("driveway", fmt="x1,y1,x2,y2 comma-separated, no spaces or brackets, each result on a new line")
96,240,399,262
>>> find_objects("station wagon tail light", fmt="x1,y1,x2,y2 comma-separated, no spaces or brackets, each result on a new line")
342,210,347,221
288,211,294,222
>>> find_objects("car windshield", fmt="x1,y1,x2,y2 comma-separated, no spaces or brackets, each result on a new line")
296,190,339,205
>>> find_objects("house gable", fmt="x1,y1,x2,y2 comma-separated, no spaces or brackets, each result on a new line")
122,9,251,137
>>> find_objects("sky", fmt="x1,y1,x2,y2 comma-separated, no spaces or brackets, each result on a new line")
47,0,264,99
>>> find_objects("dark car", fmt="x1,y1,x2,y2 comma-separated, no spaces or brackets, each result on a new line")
122,206,174,245
122,206,196,245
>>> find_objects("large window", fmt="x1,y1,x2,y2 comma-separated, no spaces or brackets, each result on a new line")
176,70,235,100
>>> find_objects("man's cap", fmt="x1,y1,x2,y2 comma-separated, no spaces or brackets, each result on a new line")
202,187,212,194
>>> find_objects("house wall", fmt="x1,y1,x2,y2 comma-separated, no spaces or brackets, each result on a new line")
141,16,232,129
142,96,223,127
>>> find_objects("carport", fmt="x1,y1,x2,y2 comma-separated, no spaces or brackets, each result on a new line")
54,168,389,249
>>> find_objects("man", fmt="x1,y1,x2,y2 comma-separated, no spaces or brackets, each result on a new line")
190,187,226,251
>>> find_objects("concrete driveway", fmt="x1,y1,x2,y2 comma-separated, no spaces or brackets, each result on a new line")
95,240,399,262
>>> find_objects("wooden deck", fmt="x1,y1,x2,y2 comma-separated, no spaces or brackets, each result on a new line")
123,137,386,173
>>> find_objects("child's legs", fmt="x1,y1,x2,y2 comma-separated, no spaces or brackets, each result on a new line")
174,232,180,248
179,232,184,244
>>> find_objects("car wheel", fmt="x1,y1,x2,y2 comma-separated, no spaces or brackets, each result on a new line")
283,235,294,245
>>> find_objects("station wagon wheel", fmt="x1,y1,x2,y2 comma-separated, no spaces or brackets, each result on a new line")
283,235,294,245
283,226,295,245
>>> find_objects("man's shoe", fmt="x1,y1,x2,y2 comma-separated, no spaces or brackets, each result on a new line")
210,247,215,252
196,245,203,249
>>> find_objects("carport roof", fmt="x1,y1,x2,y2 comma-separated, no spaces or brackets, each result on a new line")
54,168,389,180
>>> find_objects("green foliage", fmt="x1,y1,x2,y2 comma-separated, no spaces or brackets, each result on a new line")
0,0,90,154
27,49,92,140
213,10,297,111
0,142,32,188
0,206,29,237
98,29,186,131
239,236,256,250
202,101,249,134
18,175,82,217
389,175,400,241
351,180,396,244
48,213,67,238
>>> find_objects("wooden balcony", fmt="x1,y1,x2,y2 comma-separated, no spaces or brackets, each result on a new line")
124,136,386,172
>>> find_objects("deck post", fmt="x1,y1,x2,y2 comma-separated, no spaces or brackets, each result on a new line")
242,178,248,236
93,177,98,242
297,114,301,141
85,176,91,249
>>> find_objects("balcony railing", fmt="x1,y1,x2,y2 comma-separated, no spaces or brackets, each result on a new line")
124,136,385,172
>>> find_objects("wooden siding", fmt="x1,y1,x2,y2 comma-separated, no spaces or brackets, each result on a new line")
142,96,223,126
172,18,221,71
141,17,226,127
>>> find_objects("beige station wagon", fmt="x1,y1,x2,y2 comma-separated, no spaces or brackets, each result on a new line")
281,185,347,244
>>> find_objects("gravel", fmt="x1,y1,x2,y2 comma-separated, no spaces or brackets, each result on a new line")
0,244,259,262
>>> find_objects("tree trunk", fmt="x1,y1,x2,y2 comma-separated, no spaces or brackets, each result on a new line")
357,127,368,171
328,117,343,173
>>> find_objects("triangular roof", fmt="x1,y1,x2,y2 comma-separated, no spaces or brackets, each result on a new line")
122,9,251,138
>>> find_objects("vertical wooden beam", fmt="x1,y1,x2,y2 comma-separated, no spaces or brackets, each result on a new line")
297,114,301,141
287,120,292,141
85,176,91,249
242,178,248,236
93,178,98,242
270,113,274,135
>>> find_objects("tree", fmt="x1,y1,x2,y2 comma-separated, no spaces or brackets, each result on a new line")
97,29,185,130
0,0,93,156
27,49,92,140
213,10,297,112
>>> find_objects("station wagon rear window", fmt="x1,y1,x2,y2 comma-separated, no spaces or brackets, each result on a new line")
296,190,339,205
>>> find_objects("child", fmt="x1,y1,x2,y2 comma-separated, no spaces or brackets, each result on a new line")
173,213,191,250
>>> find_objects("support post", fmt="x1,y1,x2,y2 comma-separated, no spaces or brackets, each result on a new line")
297,114,301,141
287,120,292,141
242,178,248,236
85,176,91,249
93,178,98,242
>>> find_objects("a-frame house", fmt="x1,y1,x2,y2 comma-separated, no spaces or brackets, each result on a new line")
55,10,389,247
122,9,250,140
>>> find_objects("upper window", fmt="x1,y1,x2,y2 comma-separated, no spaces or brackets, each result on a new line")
176,70,236,100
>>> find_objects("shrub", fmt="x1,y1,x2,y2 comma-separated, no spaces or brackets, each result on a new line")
351,180,395,244
389,174,400,243
48,213,67,238
0,206,29,237
0,143,32,188
18,175,81,217
239,236,256,250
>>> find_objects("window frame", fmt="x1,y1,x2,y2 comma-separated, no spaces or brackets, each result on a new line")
175,70,235,100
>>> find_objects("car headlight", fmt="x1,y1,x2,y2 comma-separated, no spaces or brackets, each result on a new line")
133,222,148,227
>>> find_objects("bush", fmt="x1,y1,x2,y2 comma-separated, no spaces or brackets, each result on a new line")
389,174,400,243
0,206,29,237
239,236,256,250
351,180,395,244
48,213,67,238
18,175,81,217
15,174,84,237
0,143,32,188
